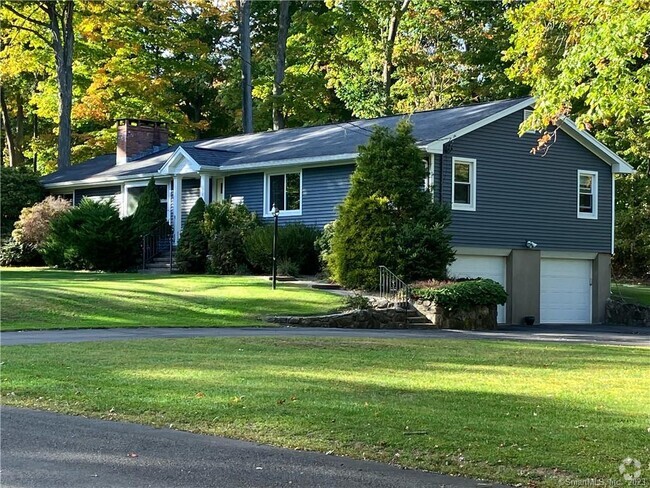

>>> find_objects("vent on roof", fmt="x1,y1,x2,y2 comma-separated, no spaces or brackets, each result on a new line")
116,119,168,165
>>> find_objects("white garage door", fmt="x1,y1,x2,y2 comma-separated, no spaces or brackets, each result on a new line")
448,255,506,323
540,259,591,324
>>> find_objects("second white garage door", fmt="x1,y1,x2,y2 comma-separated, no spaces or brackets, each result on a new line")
448,255,506,323
540,258,592,324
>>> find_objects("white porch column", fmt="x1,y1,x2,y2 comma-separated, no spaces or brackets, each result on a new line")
200,173,210,204
173,175,183,243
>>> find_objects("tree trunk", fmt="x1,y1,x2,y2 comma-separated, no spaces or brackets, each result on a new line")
273,0,290,130
15,92,25,166
0,89,18,167
46,1,75,170
238,0,253,134
382,0,411,115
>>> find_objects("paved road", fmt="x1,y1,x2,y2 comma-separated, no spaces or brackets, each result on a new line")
1,407,505,488
2,324,648,346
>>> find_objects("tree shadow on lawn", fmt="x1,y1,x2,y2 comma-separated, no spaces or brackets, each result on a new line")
0,286,342,328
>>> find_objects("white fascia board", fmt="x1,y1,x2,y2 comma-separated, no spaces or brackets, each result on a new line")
557,118,635,174
43,173,165,189
425,97,535,154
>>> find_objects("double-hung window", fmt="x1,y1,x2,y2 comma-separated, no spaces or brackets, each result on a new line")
452,157,476,211
265,171,302,217
577,170,598,219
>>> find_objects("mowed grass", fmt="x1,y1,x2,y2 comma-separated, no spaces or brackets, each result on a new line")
611,282,650,306
1,338,648,486
0,268,343,330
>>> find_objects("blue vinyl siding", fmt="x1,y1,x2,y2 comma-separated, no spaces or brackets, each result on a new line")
225,164,354,227
442,111,612,252
180,178,201,228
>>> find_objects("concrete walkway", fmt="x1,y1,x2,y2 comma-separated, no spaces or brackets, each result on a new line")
1,407,506,488
2,324,648,346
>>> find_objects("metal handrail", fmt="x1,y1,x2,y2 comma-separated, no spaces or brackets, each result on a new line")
378,265,410,307
141,221,173,272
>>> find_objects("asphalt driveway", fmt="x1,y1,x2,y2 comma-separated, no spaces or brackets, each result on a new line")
1,324,648,346
1,407,506,488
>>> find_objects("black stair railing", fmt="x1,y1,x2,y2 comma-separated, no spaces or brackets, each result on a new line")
378,266,410,307
141,221,174,272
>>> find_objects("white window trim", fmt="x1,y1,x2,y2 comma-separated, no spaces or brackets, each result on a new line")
424,155,435,193
523,109,537,134
451,157,477,211
577,170,598,219
123,180,170,218
263,170,303,218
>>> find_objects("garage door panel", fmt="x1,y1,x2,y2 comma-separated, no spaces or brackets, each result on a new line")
448,256,506,324
540,259,591,324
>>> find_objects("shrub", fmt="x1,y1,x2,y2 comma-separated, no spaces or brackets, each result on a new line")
12,196,71,248
0,237,42,267
244,223,321,275
175,198,208,273
131,177,169,236
207,227,248,274
203,202,259,275
203,201,259,238
344,292,371,310
0,166,46,237
315,221,336,274
411,279,508,312
329,122,454,290
277,258,299,277
41,198,138,271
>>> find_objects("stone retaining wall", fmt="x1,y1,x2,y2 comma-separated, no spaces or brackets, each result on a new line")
605,299,650,326
267,308,412,329
412,299,498,330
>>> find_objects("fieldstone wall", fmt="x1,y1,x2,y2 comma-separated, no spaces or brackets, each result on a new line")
412,299,498,330
606,299,650,326
267,308,412,329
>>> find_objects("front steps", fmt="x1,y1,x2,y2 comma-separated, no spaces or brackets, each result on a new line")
140,252,176,274
406,307,433,327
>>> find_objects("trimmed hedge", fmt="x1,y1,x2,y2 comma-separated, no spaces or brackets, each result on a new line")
411,279,507,312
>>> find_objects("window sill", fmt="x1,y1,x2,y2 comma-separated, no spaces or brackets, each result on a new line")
577,213,598,220
452,203,476,212
263,209,302,218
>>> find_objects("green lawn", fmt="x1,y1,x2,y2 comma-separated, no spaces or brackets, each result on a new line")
0,268,343,330
611,282,650,306
1,338,648,487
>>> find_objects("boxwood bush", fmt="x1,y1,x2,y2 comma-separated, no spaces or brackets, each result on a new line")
411,279,507,311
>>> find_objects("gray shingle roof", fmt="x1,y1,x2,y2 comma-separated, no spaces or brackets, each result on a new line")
42,98,529,186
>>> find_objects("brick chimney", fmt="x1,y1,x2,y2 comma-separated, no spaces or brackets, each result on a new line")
116,119,168,164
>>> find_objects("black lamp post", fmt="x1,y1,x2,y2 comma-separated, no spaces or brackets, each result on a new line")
271,203,279,290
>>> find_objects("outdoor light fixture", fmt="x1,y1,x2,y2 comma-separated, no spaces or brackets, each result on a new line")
271,204,280,290
525,240,538,249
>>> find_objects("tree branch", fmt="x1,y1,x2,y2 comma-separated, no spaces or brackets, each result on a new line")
3,4,49,29
7,22,51,45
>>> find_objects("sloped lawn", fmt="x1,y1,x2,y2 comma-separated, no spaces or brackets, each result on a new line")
611,282,650,306
0,268,343,330
1,338,648,487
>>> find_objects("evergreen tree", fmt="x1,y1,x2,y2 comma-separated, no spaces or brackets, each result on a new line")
131,177,168,236
175,198,208,273
329,121,454,289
